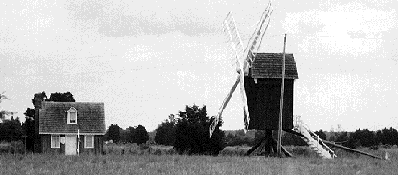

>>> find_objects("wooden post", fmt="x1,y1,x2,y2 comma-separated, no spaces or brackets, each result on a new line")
277,34,287,156
265,130,273,157
77,129,80,156
23,135,27,155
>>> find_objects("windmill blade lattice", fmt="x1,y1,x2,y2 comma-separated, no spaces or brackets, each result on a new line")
210,2,273,137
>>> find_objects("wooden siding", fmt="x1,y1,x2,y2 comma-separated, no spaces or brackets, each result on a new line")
41,134,103,155
41,134,64,154
245,77,294,130
79,135,103,155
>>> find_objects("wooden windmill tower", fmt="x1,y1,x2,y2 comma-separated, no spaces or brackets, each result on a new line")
209,2,333,158
209,1,291,155
209,1,387,160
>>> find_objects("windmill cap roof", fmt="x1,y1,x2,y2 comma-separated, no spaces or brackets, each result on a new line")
250,53,299,79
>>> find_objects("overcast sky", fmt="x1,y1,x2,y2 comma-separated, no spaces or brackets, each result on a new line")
0,0,397,132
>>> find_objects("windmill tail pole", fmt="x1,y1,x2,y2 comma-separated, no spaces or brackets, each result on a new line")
321,140,384,160
284,129,385,160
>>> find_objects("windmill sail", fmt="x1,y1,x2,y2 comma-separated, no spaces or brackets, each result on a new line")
210,2,273,137
239,67,250,130
244,1,273,65
222,12,250,130
223,13,246,72
209,74,240,137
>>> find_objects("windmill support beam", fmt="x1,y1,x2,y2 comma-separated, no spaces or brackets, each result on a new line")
270,138,293,157
245,130,292,157
246,138,265,156
265,130,275,156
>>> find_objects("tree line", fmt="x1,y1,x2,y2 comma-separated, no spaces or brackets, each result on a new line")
104,124,149,145
154,104,398,151
0,91,397,153
221,127,398,149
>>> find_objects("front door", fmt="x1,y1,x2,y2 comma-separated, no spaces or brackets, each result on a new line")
65,135,77,155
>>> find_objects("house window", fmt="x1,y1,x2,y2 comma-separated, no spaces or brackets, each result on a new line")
67,107,77,124
84,135,94,148
51,135,60,148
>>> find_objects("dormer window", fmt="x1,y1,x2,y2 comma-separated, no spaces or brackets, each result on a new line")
67,107,77,124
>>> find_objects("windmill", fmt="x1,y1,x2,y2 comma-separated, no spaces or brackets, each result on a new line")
208,2,386,160
209,1,273,137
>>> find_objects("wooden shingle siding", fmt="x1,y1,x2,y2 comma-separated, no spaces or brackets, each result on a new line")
76,135,103,155
251,53,299,79
94,136,103,154
41,135,103,155
39,102,106,134
41,134,64,154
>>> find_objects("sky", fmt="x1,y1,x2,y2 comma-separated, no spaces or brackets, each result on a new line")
0,0,397,132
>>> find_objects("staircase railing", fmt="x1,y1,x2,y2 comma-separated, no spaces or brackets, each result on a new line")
294,120,337,159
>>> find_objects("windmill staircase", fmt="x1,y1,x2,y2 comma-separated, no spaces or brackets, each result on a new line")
293,120,337,159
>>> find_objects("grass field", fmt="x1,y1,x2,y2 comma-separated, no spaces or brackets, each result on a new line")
0,146,397,175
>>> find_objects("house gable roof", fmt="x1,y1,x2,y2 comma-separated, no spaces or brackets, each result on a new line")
250,53,299,79
39,102,106,134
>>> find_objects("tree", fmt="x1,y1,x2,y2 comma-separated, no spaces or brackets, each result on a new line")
134,125,149,145
0,91,10,119
155,119,176,146
106,124,121,143
174,104,225,155
224,132,235,145
376,127,398,146
347,128,376,148
46,92,75,102
281,131,307,146
225,130,254,146
127,126,136,143
31,91,47,105
22,108,36,151
0,117,23,142
314,129,327,140
24,108,35,118
119,128,129,143
386,127,398,145
335,131,349,143
235,129,246,137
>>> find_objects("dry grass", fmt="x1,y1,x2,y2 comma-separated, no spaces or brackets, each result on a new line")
0,146,397,175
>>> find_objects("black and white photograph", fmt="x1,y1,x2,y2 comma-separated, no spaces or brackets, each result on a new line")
0,0,397,174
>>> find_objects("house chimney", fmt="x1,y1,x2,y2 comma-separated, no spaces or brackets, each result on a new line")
33,92,46,109
33,92,45,153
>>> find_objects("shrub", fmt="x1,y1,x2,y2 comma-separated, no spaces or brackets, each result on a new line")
155,120,176,146
291,147,311,156
153,149,162,155
173,105,225,156
139,143,149,150
0,141,25,154
164,148,176,155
